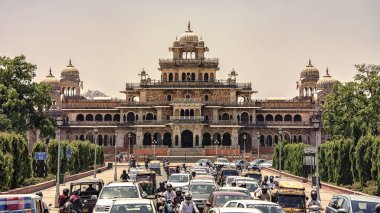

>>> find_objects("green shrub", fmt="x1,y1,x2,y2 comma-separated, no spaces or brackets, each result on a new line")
0,152,14,191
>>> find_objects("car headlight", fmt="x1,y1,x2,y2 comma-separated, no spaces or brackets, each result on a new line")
94,205,107,212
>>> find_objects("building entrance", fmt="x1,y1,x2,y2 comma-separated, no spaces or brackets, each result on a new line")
181,130,193,148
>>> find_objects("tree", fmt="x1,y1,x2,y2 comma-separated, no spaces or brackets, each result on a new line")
0,55,56,138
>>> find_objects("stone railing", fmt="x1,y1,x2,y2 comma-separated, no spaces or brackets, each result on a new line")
159,58,219,68
170,116,204,123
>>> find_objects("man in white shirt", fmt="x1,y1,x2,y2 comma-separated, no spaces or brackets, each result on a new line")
179,192,199,213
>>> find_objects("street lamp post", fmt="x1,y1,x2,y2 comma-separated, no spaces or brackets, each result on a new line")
243,135,247,159
278,127,283,178
256,132,260,160
114,132,118,181
153,140,157,160
93,127,98,178
312,111,322,201
54,116,63,208
128,133,131,168
214,139,219,156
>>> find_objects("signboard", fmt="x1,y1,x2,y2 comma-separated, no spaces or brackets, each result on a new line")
66,147,72,158
304,147,316,154
34,152,47,161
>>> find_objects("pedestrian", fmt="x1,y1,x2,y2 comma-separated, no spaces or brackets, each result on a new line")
58,188,70,210
36,192,49,213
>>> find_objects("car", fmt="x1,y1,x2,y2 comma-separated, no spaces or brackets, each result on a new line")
217,168,239,186
325,194,380,213
224,200,285,213
108,198,157,213
193,175,217,183
208,207,263,213
214,158,230,167
94,182,146,213
0,194,46,213
234,181,259,198
167,173,191,188
234,177,256,183
219,187,252,198
196,158,213,166
259,160,272,168
225,176,238,187
249,159,266,167
203,191,251,213
230,160,250,169
189,180,218,212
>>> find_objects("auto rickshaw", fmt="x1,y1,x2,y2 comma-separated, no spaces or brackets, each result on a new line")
149,160,161,175
271,179,306,213
136,170,157,197
242,169,262,183
70,179,104,213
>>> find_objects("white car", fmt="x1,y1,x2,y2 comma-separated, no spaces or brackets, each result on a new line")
224,200,285,213
214,158,230,167
167,173,191,188
108,198,157,213
208,207,262,213
234,181,259,198
234,177,256,183
219,187,252,198
94,182,146,213
259,160,273,168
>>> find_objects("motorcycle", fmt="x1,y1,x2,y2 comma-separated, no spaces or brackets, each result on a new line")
308,205,323,213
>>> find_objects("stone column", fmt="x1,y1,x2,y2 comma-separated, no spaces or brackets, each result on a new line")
136,128,143,146
232,109,237,122
116,131,125,147
157,108,162,122
212,108,218,122
231,128,239,147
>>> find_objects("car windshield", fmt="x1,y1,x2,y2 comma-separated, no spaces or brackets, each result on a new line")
100,186,139,199
226,177,236,185
217,158,229,163
223,170,239,176
197,159,207,163
223,188,250,197
278,195,305,209
110,204,153,213
215,194,249,206
351,200,380,213
247,204,285,213
190,184,216,194
244,182,259,192
246,174,261,181
168,175,189,183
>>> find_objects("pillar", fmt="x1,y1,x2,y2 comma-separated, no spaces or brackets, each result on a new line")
115,131,125,147
157,108,162,122
212,108,218,122
231,128,239,147
136,128,143,146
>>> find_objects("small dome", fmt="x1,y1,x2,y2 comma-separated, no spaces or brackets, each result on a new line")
173,37,180,47
42,68,59,84
300,59,319,79
317,68,337,90
179,22,199,44
61,59,79,77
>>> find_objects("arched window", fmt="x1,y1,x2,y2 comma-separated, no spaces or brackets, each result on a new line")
191,73,196,81
204,73,209,81
86,114,94,121
256,114,264,122
95,114,103,121
113,114,120,122
104,114,112,121
180,109,185,116
76,114,84,122
265,114,273,122
284,114,292,122
190,109,194,116
185,95,190,99
222,113,229,120
185,109,190,116
168,73,173,82
298,135,303,143
127,112,135,122
205,95,209,101
275,114,283,122
167,95,172,102
146,113,154,120
241,112,249,123
294,114,302,122
182,73,186,81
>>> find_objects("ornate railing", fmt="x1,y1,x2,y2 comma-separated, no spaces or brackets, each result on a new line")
172,98,202,103
159,58,219,68
125,80,251,90
170,116,204,123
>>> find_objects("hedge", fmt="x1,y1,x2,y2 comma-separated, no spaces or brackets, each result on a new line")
272,142,305,176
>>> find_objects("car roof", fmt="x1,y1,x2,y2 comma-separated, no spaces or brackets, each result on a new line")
338,194,380,202
220,187,248,191
170,173,189,176
190,180,215,184
227,199,280,206
211,207,262,213
112,198,153,205
107,182,137,187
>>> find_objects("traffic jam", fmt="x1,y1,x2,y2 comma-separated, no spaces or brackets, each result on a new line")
1,158,380,213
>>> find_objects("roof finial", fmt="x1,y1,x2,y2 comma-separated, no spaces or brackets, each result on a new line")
187,21,192,32
175,36,178,40
69,58,72,66
326,67,330,76
49,67,52,76
308,59,312,66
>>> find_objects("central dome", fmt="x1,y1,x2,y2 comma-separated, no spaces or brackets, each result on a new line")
179,22,199,43
61,59,79,77
300,59,319,79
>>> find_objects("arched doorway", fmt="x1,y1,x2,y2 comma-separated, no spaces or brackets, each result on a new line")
238,133,252,153
143,133,152,146
163,132,172,147
212,133,221,145
222,133,231,146
202,133,211,147
181,130,193,148
154,133,162,145
127,112,135,122
241,112,249,124
123,133,136,153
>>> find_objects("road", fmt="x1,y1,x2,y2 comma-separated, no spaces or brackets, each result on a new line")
37,163,335,212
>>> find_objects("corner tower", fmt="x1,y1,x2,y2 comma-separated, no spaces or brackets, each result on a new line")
297,59,320,98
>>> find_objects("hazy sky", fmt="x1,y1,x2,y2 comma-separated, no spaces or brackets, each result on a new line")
1,0,379,99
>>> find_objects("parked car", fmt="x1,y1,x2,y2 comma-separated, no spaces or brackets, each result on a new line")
224,200,285,213
167,173,191,188
203,191,251,213
259,160,273,168
108,198,157,213
326,194,380,213
94,182,146,213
